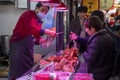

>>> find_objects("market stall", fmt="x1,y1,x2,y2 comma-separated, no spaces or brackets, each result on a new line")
16,0,116,80
17,47,94,80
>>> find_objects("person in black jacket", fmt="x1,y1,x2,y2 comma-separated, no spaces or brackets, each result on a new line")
91,10,120,54
69,16,115,80
114,15,120,37
69,6,88,38
67,6,88,52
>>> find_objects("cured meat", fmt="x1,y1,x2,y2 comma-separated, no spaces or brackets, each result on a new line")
63,64,75,72
40,47,79,72
40,59,50,66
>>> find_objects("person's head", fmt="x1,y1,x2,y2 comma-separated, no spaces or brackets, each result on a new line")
114,15,120,26
84,16,102,36
114,15,120,21
77,6,88,19
35,2,49,20
90,10,104,23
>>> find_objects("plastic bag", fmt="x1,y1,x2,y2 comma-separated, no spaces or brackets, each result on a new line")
42,8,56,29
40,36,54,48
73,73,94,80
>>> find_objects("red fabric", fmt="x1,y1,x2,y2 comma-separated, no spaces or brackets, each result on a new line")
11,77,15,80
109,20,114,25
10,10,42,43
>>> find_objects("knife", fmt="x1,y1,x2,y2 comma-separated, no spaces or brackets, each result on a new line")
56,32,64,35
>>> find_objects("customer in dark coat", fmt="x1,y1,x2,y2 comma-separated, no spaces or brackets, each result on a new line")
70,16,115,80
68,6,88,52
69,6,88,36
91,10,120,52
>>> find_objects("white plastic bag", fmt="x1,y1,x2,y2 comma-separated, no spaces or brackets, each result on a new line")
42,8,56,29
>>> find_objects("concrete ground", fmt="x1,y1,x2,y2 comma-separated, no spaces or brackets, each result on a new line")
0,77,8,80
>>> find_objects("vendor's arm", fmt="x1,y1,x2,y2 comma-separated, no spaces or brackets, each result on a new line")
44,29,56,37
22,11,56,38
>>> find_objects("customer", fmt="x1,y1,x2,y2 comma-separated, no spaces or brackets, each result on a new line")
69,5,88,37
69,16,115,80
8,2,56,80
114,15,120,37
68,6,88,52
91,10,120,51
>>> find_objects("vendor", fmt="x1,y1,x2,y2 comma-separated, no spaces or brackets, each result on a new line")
8,2,56,80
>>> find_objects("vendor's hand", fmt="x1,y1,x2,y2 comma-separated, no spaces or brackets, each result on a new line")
50,31,56,38
69,31,78,40
45,29,56,38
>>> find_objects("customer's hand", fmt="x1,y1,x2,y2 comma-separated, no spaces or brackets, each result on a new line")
69,31,78,40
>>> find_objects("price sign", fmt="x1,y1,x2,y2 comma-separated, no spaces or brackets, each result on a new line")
100,0,114,10
82,0,99,15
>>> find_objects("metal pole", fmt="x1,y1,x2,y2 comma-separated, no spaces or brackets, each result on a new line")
56,12,64,51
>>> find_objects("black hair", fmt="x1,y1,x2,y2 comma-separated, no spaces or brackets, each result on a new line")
35,2,49,9
84,16,102,31
91,10,104,22
114,15,120,21
77,6,88,13
35,2,42,9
